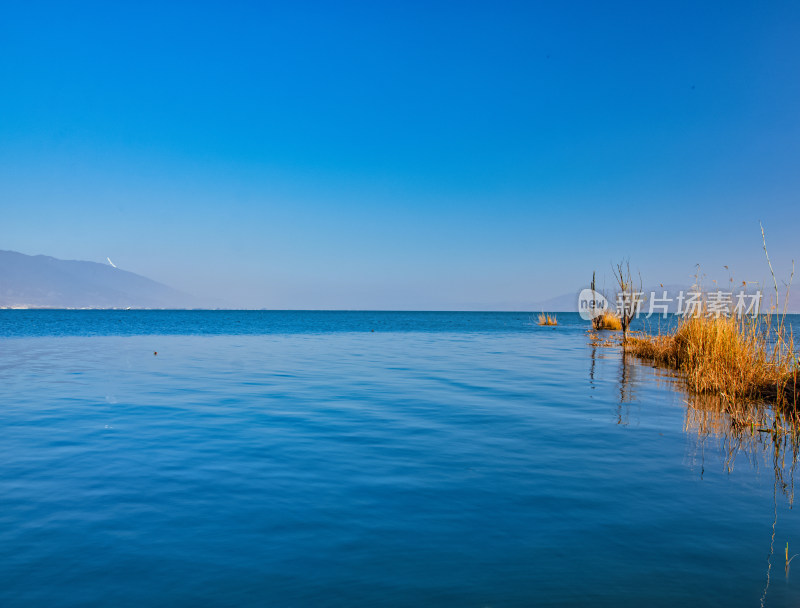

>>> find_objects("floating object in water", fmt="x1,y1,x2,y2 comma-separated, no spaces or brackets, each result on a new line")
154,351,158,356
107,257,117,268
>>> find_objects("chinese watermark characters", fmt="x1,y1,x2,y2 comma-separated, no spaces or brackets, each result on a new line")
577,289,762,319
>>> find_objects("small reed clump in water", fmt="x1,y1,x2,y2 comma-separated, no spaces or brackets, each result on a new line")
593,310,622,331
538,313,558,326
626,313,798,409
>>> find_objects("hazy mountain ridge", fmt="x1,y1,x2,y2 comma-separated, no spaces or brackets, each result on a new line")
0,250,203,309
3,249,797,312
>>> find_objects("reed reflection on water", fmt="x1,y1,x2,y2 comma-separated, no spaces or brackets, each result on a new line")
605,341,800,606
591,333,799,497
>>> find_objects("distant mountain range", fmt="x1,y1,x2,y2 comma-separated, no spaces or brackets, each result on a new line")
3,249,798,312
0,250,204,309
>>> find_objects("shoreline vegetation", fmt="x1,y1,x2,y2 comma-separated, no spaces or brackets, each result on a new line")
591,227,799,428
625,313,798,412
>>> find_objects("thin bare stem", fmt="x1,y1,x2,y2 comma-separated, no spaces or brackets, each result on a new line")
761,221,779,310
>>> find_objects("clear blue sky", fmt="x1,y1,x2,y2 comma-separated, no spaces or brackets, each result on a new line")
1,1,798,309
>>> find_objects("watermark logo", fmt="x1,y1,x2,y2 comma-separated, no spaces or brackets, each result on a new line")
577,288,763,319
578,288,610,321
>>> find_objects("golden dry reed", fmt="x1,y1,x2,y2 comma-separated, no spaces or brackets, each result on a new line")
622,224,798,416
626,311,798,412
538,313,558,326
593,310,622,331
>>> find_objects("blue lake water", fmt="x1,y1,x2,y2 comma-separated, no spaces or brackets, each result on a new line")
1,311,799,607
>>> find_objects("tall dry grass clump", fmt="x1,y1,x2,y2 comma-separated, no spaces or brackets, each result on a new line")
627,313,798,407
621,225,798,413
538,313,558,326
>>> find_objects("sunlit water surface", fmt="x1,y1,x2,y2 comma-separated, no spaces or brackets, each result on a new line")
1,311,799,607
